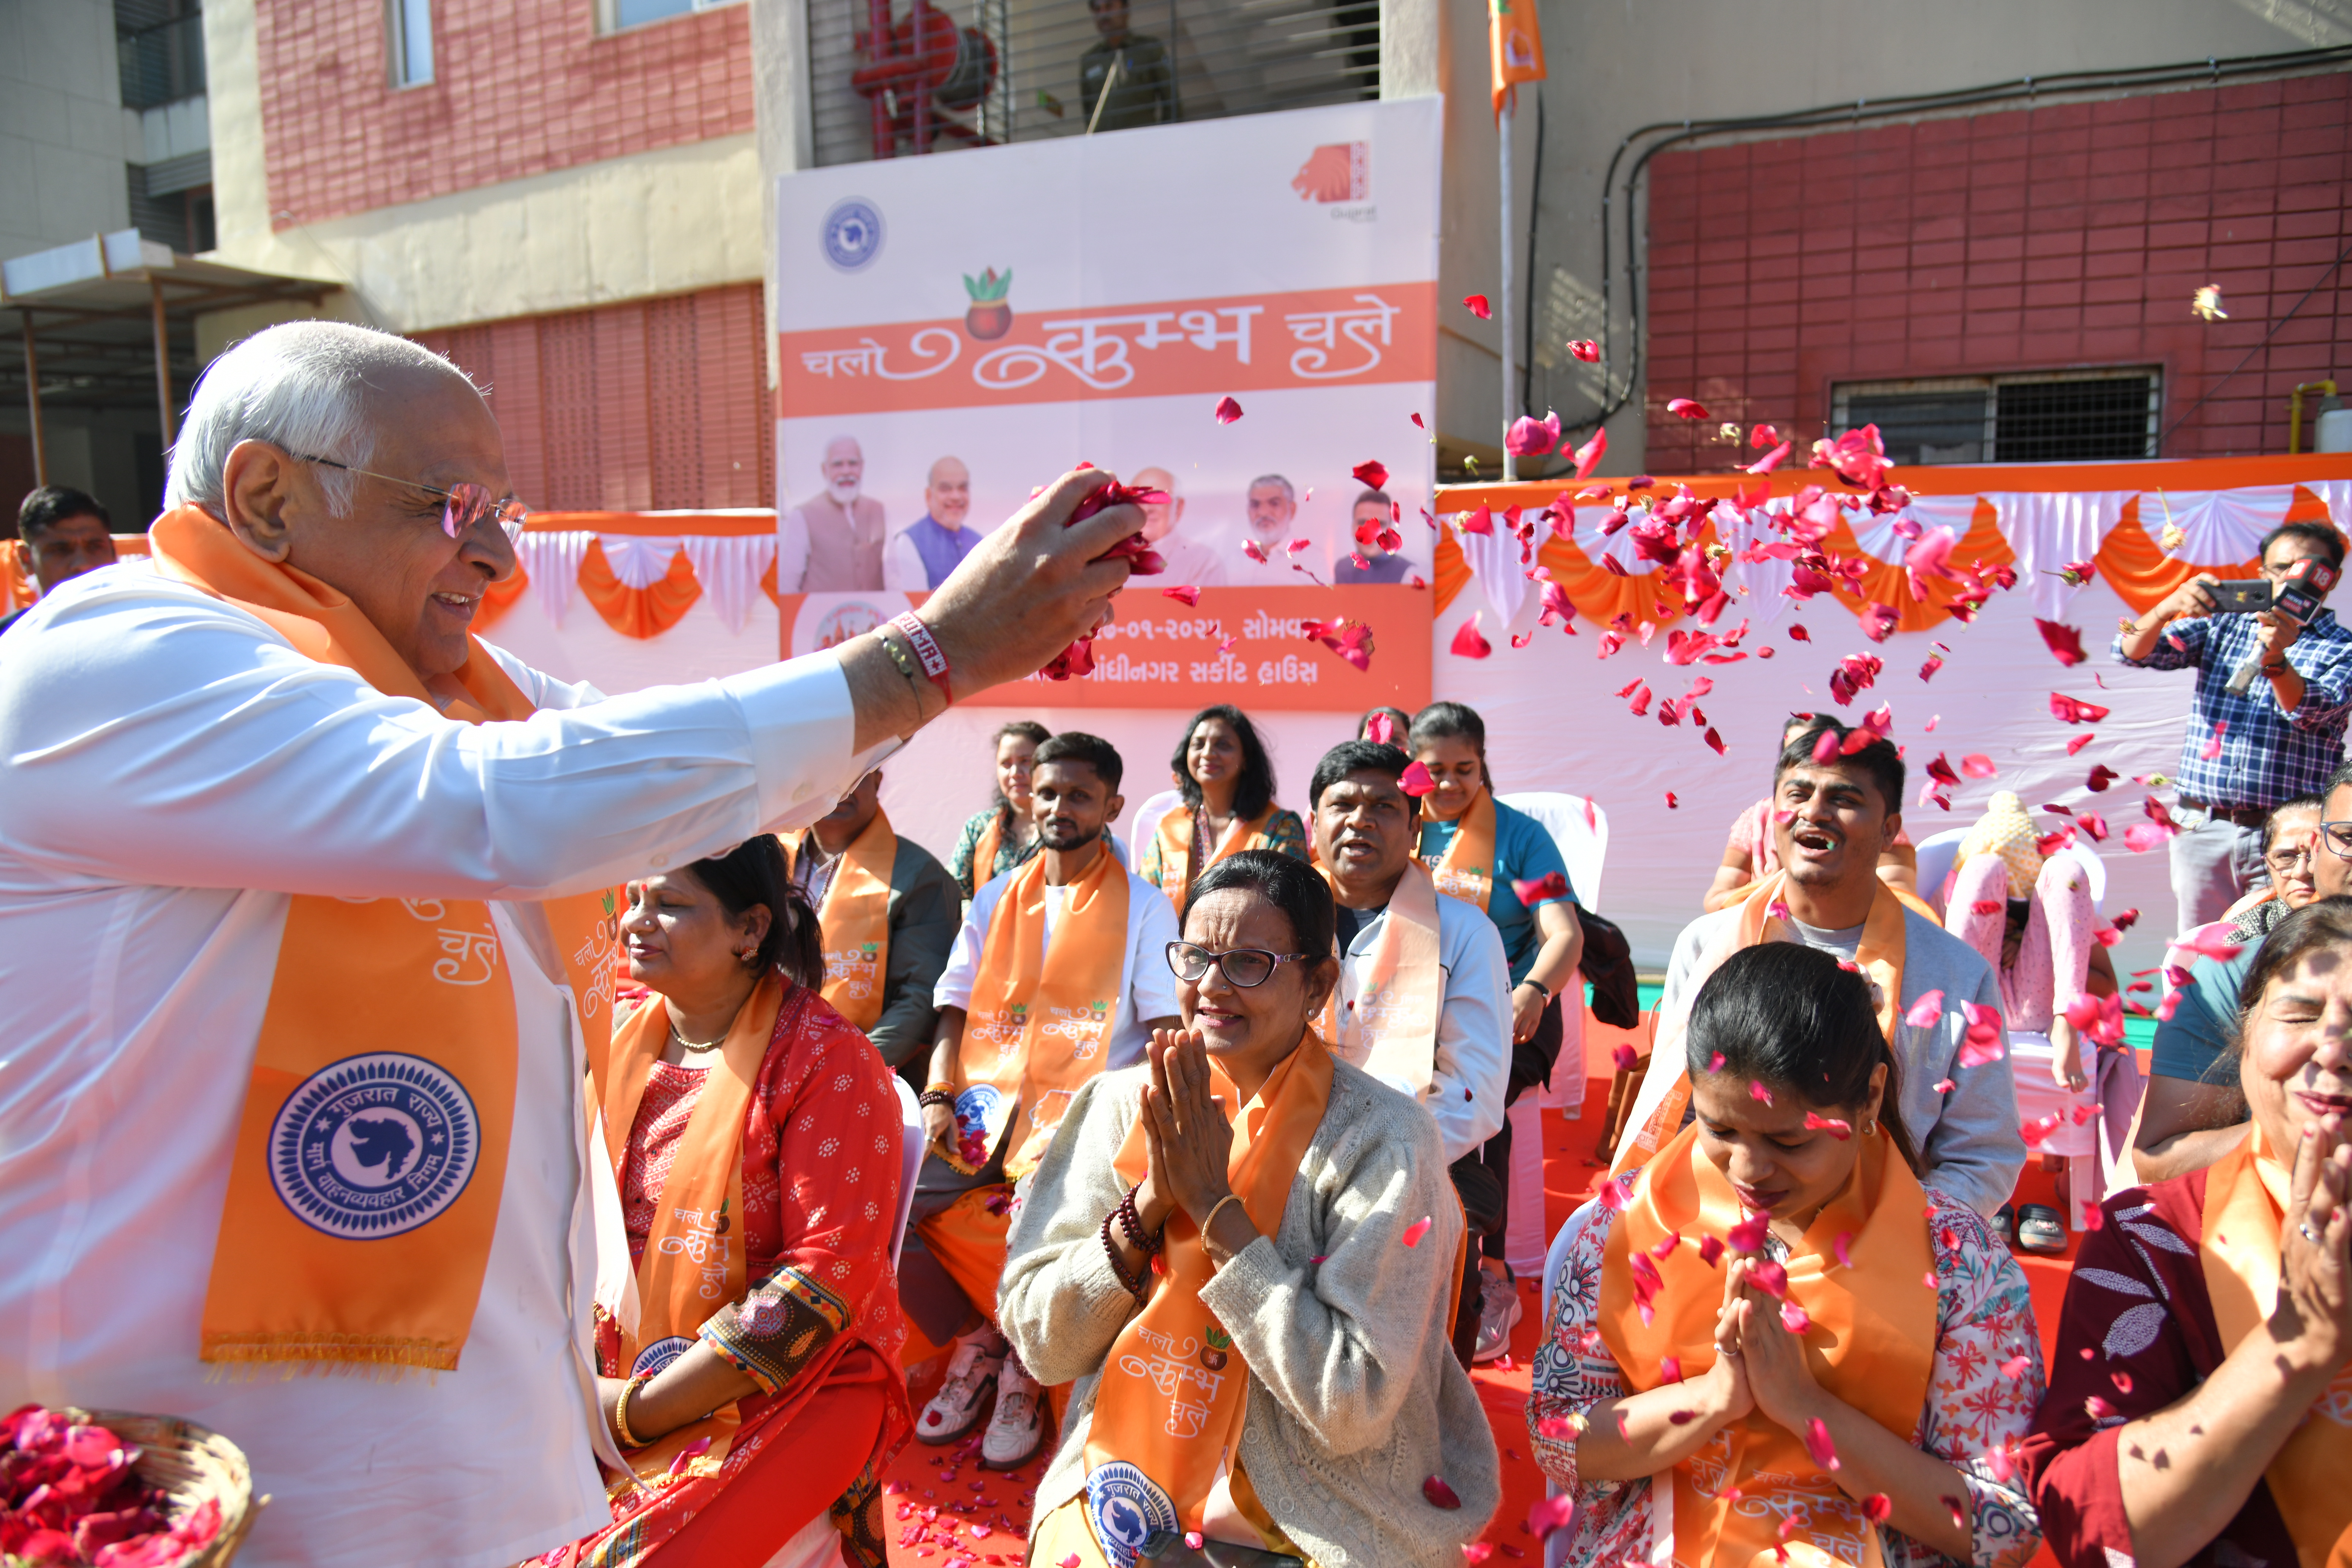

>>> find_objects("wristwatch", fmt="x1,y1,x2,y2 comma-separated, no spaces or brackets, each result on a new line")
1518,978,1552,1003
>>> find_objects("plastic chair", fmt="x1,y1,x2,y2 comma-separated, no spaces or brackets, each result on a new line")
891,1076,925,1268
1537,1200,1600,1568
1911,826,1970,918
1497,791,1609,910
1129,787,1183,867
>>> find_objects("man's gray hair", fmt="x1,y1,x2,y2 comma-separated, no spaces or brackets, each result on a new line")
1248,473,1295,501
165,320,477,517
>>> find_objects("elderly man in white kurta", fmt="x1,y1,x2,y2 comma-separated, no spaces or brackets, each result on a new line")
0,321,1144,1568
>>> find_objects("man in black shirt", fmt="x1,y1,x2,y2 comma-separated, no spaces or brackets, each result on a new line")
1078,0,1175,130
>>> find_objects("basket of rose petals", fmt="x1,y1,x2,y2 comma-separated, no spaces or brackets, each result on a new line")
2,1405,262,1567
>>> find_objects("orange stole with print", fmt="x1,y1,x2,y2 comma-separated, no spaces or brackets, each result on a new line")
954,849,1129,1179
1317,860,1442,1095
974,811,1009,892
1422,786,1498,909
1153,803,1282,916
1603,1124,1936,1568
597,975,784,1485
780,812,896,1031
1083,1034,1334,1554
2201,1122,2352,1568
1611,870,1905,1181
153,504,621,1372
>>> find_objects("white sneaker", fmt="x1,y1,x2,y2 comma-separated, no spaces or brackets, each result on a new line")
918,1336,1003,1445
980,1349,1045,1470
1472,1269,1522,1364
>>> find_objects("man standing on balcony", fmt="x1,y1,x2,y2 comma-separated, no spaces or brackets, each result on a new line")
1078,0,1175,131
782,435,887,592
884,456,980,592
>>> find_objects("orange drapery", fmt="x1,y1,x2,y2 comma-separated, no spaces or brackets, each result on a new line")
472,565,530,631
1534,523,1707,630
1819,496,2015,634
577,539,702,639
2089,484,2338,615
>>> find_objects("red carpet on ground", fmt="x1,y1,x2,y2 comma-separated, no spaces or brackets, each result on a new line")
881,1030,2088,1566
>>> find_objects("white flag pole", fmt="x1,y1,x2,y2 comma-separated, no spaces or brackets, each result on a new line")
1499,89,1517,483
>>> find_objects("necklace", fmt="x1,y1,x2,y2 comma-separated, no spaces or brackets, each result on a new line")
669,1021,728,1053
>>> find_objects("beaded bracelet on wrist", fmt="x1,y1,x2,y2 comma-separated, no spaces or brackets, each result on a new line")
1114,1183,1165,1256
1100,1208,1149,1301
917,1088,956,1111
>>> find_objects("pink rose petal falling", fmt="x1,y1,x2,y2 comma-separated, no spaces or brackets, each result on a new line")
1401,1215,1433,1248
1666,397,1712,420
1399,760,1436,796
1162,585,1201,606
1566,339,1600,362
1423,1475,1462,1509
1804,1418,1841,1471
1450,615,1493,660
1463,294,1492,320
1903,990,1946,1028
1213,395,1244,424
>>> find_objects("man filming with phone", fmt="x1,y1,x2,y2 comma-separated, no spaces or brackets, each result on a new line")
2115,518,2352,932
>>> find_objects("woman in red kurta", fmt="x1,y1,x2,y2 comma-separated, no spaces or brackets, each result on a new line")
2021,898,2352,1568
541,838,911,1568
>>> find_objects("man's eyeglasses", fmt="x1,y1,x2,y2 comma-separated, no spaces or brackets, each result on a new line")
1166,941,1308,989
292,452,528,542
2317,822,2352,859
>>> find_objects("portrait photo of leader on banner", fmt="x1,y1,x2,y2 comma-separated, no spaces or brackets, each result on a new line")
779,433,888,591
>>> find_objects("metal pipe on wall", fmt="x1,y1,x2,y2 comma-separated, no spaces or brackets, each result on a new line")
20,311,46,487
149,278,175,447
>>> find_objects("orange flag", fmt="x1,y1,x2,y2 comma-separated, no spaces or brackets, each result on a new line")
1489,0,1546,118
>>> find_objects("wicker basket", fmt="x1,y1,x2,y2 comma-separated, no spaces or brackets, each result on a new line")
65,1408,265,1567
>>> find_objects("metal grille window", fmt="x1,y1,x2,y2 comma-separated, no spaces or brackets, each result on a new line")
1831,371,2160,466
117,9,205,109
808,0,1377,166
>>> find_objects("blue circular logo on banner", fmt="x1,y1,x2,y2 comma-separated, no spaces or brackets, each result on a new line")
1085,1461,1177,1567
269,1053,479,1240
821,198,885,272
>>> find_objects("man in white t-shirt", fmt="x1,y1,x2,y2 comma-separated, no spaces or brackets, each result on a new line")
906,731,1181,1470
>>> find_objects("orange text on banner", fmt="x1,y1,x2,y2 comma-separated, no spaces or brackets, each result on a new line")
778,282,1437,416
773,585,1432,711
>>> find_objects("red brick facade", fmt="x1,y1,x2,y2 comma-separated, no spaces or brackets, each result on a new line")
1641,70,2352,471
415,283,774,512
256,0,753,228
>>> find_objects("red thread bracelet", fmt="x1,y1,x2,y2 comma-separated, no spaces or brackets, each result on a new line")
888,613,955,706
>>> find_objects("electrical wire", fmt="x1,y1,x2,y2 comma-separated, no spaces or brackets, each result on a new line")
1541,41,2352,440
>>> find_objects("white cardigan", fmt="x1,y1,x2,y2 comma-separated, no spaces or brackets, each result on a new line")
1000,1054,1502,1568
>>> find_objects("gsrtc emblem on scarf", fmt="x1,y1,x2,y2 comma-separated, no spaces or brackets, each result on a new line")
1084,1460,1178,1568
269,1052,481,1240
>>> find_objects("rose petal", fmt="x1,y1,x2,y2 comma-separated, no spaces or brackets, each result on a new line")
1450,615,1493,660
1423,1474,1462,1509
1401,1216,1433,1248
1566,339,1600,362
1463,294,1492,320
1804,1417,1840,1471
1666,397,1712,420
1213,395,1243,424
1399,760,1437,796
1162,585,1201,607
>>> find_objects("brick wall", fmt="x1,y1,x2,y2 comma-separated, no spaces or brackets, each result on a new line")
257,0,753,228
416,282,774,512
1641,71,2352,471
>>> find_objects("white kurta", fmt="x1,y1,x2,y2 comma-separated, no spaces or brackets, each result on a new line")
0,567,886,1568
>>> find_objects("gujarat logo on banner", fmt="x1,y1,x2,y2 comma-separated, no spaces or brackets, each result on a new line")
774,98,1441,682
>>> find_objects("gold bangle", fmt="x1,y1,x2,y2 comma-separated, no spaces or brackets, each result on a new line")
612,1372,653,1449
925,1080,957,1095
1200,1193,1249,1261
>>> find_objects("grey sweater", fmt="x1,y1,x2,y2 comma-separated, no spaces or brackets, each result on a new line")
1638,904,2026,1217
1000,1056,1502,1568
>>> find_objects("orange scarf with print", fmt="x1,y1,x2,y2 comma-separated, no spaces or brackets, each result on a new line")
780,812,896,1031
954,847,1129,1179
1153,803,1282,915
153,504,621,1373
1603,1123,1936,1568
2202,1122,2352,1568
1613,870,1905,1179
1081,1034,1334,1557
596,974,784,1486
1318,860,1443,1095
1422,786,1498,909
